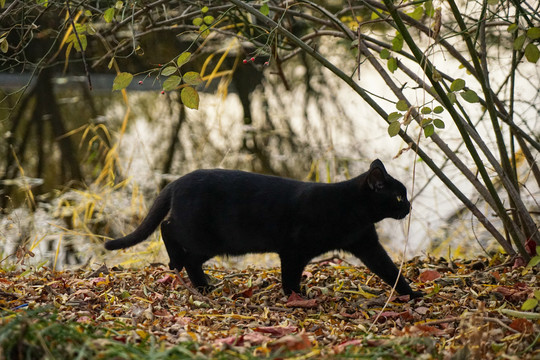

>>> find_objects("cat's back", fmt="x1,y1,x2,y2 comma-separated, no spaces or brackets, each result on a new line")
171,168,305,197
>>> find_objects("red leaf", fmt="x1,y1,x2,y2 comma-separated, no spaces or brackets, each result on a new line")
418,269,441,282
232,286,253,299
215,335,244,346
509,318,533,334
375,310,412,323
525,238,537,256
253,326,297,336
512,256,527,269
286,292,318,308
269,332,311,351
157,274,174,284
494,284,531,302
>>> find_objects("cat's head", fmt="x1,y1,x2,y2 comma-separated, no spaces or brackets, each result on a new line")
365,159,411,221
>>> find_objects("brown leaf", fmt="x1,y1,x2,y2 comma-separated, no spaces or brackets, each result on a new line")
286,292,318,308
509,318,533,334
418,269,441,282
253,326,297,336
232,286,253,299
269,332,311,351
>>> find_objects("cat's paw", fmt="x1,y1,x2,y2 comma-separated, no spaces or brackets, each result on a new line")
196,285,214,294
409,290,425,299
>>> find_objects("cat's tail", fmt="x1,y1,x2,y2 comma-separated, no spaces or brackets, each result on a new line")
104,184,172,250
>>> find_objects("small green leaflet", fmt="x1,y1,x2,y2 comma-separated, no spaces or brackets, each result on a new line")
201,6,209,13
433,119,445,129
68,34,87,52
461,89,479,103
527,27,540,40
260,3,270,16
423,123,434,137
181,86,200,109
193,17,203,26
177,52,191,67
161,66,177,76
112,72,133,91
388,121,401,137
388,112,403,122
506,24,518,33
0,37,8,53
433,106,444,114
203,16,214,25
396,100,408,111
421,106,432,114
521,298,538,311
450,78,465,92
380,49,390,59
387,57,397,73
163,75,181,91
392,33,404,52
513,35,525,51
183,71,203,85
406,6,423,21
104,8,115,23
524,43,540,63
0,0,5,8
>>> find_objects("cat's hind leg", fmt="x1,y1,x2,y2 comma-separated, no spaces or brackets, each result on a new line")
184,254,213,293
160,220,185,271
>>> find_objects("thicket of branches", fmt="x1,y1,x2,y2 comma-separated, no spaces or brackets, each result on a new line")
1,0,539,261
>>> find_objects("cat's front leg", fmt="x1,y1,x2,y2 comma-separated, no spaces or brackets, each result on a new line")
279,253,310,295
346,226,423,299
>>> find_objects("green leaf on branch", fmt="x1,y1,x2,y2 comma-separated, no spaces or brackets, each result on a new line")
177,52,191,67
513,35,526,51
380,48,390,59
406,6,424,21
387,57,398,73
396,100,408,111
112,72,133,91
433,106,444,114
104,8,115,23
115,1,123,10
392,33,404,52
181,86,200,109
388,121,401,137
433,119,445,129
200,24,210,38
524,43,540,63
507,24,518,33
528,255,540,267
421,106,432,114
201,6,209,13
193,17,203,26
388,112,403,122
163,75,181,91
447,92,457,104
423,123,434,137
0,37,8,53
161,66,177,76
521,298,538,311
203,16,214,25
526,27,540,40
260,3,270,16
183,71,203,85
424,0,434,17
450,78,465,92
461,89,479,103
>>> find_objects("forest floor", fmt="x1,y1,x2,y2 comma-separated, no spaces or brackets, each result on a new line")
0,255,539,359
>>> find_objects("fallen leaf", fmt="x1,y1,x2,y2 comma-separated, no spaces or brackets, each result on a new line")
286,292,318,308
269,332,311,351
253,326,297,336
418,269,441,282
509,318,533,334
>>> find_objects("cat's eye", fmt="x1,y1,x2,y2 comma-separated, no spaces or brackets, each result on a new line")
396,195,403,202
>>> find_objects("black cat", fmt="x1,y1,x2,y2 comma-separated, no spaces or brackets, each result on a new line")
105,159,423,299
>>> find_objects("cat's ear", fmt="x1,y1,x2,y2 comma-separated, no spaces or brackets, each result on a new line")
367,159,387,191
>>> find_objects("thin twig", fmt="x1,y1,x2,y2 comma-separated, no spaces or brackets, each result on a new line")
65,0,92,90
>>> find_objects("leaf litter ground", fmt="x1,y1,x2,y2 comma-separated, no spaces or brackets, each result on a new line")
1,256,539,359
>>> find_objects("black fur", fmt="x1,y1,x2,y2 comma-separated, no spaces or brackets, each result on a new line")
105,159,423,298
